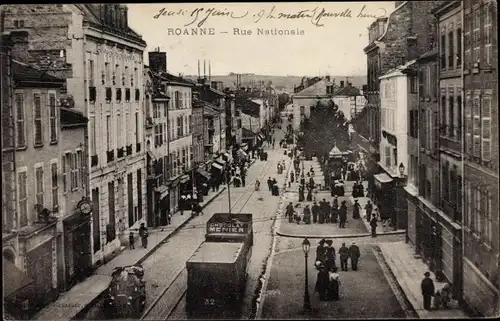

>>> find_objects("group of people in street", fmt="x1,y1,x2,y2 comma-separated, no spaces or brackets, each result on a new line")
314,239,361,301
285,196,361,229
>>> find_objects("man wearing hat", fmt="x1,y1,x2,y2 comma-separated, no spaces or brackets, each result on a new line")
303,205,311,224
316,239,327,263
339,201,348,228
312,201,320,223
421,272,435,310
349,242,360,271
339,242,350,271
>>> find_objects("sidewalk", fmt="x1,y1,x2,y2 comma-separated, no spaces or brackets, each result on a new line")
378,242,469,319
35,184,228,320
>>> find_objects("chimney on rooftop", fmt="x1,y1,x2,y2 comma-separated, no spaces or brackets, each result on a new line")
148,49,167,74
9,30,30,63
340,80,345,88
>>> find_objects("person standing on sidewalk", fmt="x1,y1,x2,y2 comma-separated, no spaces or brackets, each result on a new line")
267,177,273,191
352,199,361,219
139,223,148,249
285,202,294,223
339,243,350,271
339,201,347,228
312,201,320,223
316,239,326,263
349,242,360,271
364,200,373,222
421,272,435,310
370,214,378,237
303,205,311,224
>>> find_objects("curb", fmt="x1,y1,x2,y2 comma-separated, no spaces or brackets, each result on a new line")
275,229,406,239
136,186,227,265
253,150,294,319
371,246,419,319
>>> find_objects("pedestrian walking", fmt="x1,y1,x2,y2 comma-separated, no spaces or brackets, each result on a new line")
316,239,326,263
339,243,349,271
349,242,360,271
326,267,341,301
290,171,295,183
421,272,435,310
320,198,329,224
128,231,135,250
339,201,347,228
312,201,320,223
138,223,148,248
364,200,373,222
315,263,329,301
286,202,294,222
241,174,246,187
267,177,273,191
325,240,336,270
352,199,361,219
303,205,311,224
331,203,339,223
370,214,378,237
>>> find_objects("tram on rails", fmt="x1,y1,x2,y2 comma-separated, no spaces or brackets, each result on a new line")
186,213,253,318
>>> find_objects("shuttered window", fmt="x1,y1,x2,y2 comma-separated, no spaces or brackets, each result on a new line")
34,94,43,146
481,95,491,161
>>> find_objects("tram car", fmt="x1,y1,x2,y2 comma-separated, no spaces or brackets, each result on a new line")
186,213,253,317
103,264,146,318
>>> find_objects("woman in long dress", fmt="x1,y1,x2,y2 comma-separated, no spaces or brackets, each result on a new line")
326,267,341,301
315,263,329,301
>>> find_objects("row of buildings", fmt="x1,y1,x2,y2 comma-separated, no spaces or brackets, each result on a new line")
1,4,279,317
353,0,498,316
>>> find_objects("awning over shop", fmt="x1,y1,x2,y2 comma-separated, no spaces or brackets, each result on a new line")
212,162,223,171
180,174,190,184
223,152,232,161
237,149,248,159
257,134,264,141
3,260,34,298
215,157,226,166
154,184,169,198
329,145,349,158
374,173,393,189
241,143,249,151
196,168,211,180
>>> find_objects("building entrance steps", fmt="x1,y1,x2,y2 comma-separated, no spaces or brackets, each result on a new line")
378,242,469,319
33,159,260,321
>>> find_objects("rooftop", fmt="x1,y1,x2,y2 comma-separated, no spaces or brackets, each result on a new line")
12,60,65,86
294,79,339,97
187,242,243,264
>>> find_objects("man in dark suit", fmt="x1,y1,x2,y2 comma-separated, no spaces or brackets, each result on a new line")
421,272,435,310
349,242,360,271
339,243,350,271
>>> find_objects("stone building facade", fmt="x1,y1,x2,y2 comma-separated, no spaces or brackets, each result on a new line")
462,0,499,316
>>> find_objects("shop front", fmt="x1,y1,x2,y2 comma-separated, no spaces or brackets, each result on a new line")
62,211,92,291
237,148,249,163
3,259,34,319
373,171,407,230
196,167,211,196
168,177,180,214
154,184,169,226
211,160,224,186
16,219,59,316
404,184,419,247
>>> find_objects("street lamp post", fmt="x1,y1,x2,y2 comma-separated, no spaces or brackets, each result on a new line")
302,238,312,312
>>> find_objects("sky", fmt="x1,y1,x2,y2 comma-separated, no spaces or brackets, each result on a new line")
127,2,396,77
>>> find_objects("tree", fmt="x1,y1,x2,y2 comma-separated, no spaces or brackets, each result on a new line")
278,93,289,110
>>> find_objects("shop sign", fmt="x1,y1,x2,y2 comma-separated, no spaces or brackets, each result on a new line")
207,221,248,234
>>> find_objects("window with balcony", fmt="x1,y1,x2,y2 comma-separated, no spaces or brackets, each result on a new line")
465,92,473,155
448,94,454,137
106,87,112,102
440,94,447,135
472,9,480,64
15,93,25,148
448,30,454,69
456,27,462,67
472,94,481,158
484,4,492,66
440,33,446,69
481,95,491,162
125,88,131,101
18,170,27,227
34,93,43,146
116,88,122,102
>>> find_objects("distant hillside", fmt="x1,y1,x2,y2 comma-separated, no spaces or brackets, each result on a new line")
183,74,366,92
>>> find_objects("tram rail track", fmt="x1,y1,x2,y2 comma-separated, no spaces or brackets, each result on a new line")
140,158,280,320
